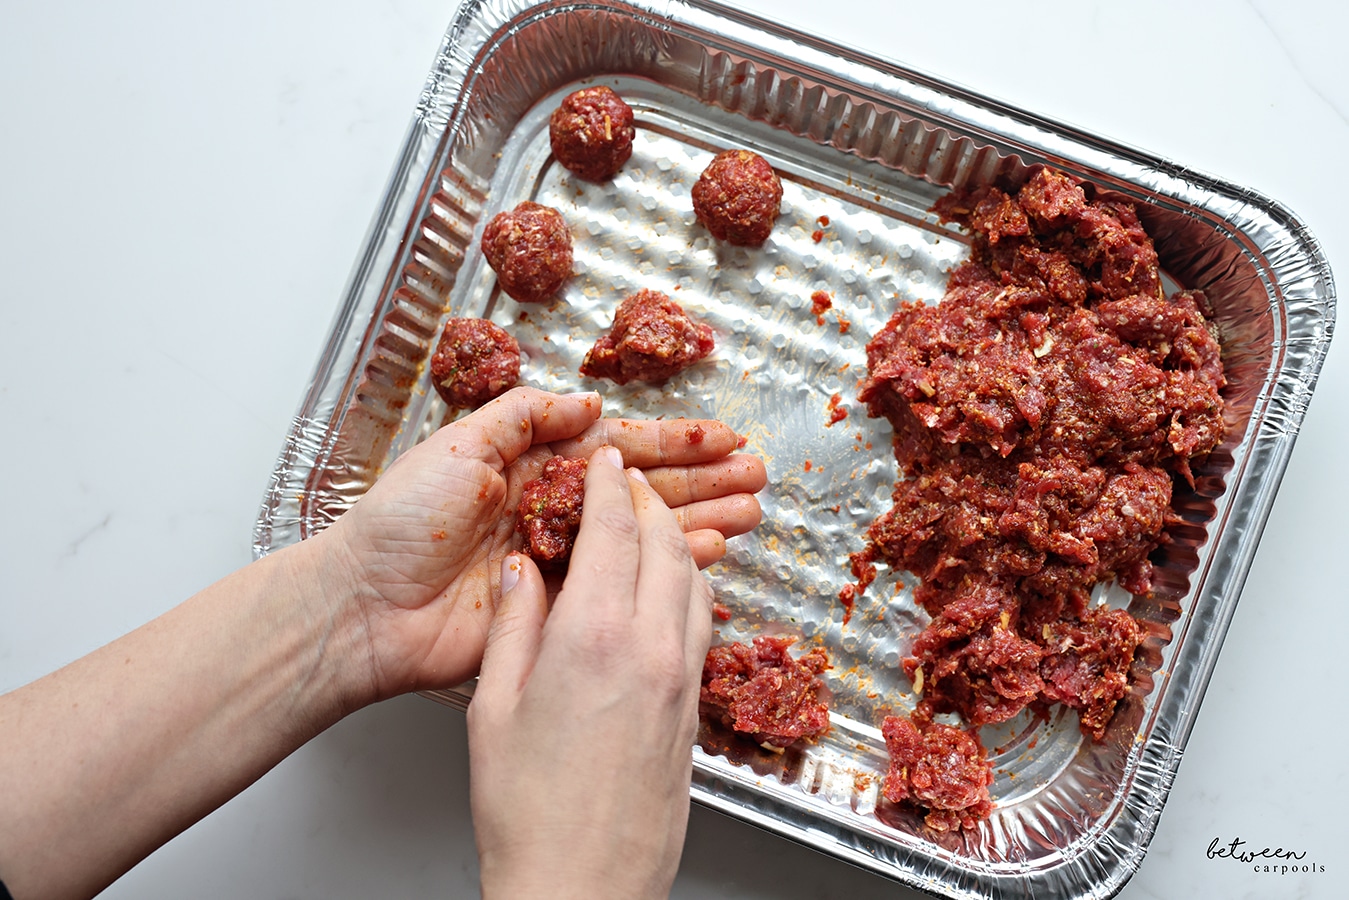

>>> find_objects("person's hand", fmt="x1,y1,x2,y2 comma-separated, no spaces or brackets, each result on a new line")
312,387,765,704
468,445,714,900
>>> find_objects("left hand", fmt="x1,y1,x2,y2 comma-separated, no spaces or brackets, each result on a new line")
311,387,765,703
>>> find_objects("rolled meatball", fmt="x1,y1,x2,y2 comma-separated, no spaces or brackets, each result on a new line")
580,289,715,385
480,202,573,303
691,149,783,247
429,317,520,409
549,86,636,182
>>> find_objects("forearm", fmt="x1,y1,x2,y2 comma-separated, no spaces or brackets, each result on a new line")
0,537,374,900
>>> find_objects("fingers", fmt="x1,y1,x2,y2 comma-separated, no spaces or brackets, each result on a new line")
476,554,549,699
683,562,715,685
555,446,641,618
627,469,715,715
672,494,762,540
437,387,603,471
548,418,739,469
641,454,767,507
627,471,696,636
686,529,730,569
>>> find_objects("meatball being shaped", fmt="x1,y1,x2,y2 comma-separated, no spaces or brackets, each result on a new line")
549,86,636,182
429,317,520,409
691,149,783,247
480,201,573,303
580,289,715,385
518,456,587,569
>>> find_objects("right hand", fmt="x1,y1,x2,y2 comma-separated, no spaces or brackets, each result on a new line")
467,444,716,900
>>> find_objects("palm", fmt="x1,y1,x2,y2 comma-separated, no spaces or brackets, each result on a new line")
345,446,545,607
325,438,555,697
316,388,765,700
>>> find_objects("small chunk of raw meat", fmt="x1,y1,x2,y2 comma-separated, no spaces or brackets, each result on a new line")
580,289,714,385
701,636,830,747
882,715,994,832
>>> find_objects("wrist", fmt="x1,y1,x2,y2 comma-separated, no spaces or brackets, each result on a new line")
477,829,677,900
273,533,382,715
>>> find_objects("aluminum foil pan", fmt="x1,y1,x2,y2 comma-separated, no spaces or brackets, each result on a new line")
252,0,1335,897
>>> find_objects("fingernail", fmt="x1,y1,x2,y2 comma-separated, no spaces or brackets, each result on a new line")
601,445,623,469
501,554,521,594
629,467,650,485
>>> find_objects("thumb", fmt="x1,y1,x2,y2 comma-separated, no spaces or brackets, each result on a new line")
477,553,549,699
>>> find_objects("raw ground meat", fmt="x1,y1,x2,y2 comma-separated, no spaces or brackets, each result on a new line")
691,149,783,247
1039,604,1141,741
549,85,636,182
882,715,994,832
701,636,831,747
580,289,715,384
517,456,587,569
480,201,573,303
428,318,520,409
851,168,1226,741
900,576,1045,729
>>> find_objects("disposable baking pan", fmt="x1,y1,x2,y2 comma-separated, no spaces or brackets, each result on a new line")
252,0,1336,896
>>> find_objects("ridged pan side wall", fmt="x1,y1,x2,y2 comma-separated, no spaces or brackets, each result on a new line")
694,47,1023,191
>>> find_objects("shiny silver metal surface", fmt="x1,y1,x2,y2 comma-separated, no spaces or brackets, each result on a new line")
253,1,1335,896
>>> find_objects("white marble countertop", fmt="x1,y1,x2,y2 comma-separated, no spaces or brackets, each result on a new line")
2,1,1344,897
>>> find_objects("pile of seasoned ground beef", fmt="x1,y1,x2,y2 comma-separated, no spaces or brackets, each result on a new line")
465,97,1223,835
851,170,1225,746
